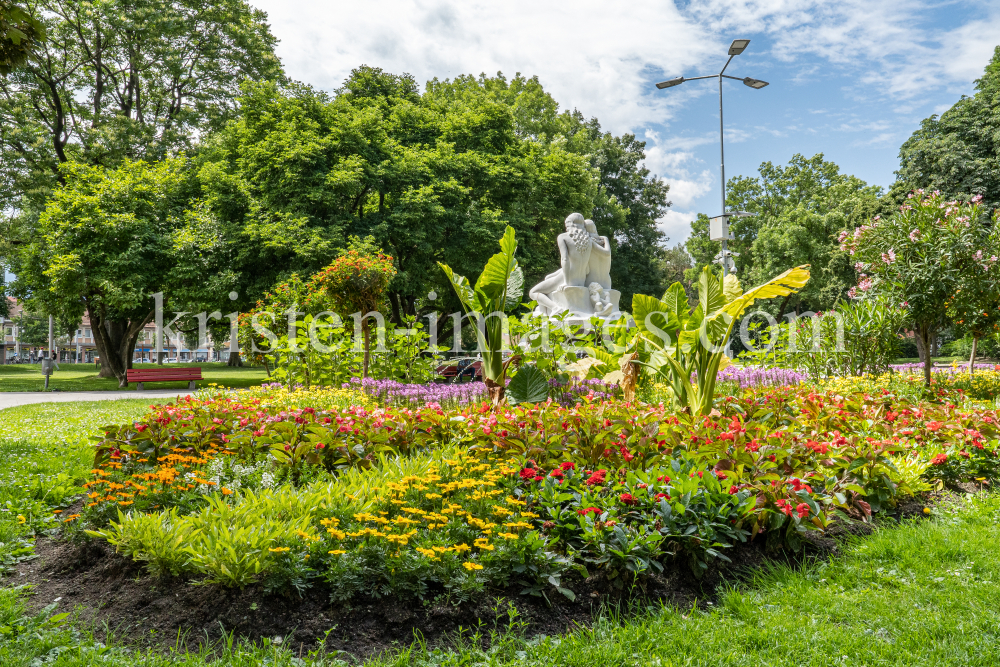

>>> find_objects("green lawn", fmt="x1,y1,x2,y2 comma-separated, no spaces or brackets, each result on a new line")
2,401,1000,666
0,362,269,392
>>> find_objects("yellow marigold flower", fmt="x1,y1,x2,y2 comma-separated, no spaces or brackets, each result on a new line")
16,515,26,524
453,543,472,553
269,547,290,553
425,493,442,500
328,550,347,555
463,561,484,571
497,532,519,540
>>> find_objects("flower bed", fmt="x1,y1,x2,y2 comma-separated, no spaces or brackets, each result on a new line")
72,383,1000,602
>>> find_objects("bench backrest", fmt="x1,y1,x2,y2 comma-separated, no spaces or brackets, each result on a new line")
126,367,203,381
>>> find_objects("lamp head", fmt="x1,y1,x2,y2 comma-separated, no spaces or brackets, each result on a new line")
729,39,751,55
655,76,684,89
742,77,769,89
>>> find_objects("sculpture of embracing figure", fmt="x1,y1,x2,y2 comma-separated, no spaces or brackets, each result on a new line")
529,213,621,321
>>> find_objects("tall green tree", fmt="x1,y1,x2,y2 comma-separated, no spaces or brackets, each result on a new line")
0,0,282,218
685,154,889,316
0,1,43,75
12,157,204,385
425,73,671,311
199,69,596,325
895,46,1000,209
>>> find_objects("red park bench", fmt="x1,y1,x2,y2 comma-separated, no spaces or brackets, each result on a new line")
435,360,482,383
126,366,203,390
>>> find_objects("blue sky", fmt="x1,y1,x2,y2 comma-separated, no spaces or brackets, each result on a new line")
252,0,1000,246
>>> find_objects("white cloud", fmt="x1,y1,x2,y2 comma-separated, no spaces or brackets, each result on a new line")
254,0,724,135
658,209,701,245
249,0,999,247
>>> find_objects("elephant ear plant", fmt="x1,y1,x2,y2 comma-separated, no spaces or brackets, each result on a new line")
439,226,524,407
632,265,810,415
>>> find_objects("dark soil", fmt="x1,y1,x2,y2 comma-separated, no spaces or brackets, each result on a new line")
2,493,950,662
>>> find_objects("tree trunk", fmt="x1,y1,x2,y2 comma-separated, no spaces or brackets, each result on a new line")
970,335,978,377
918,324,932,387
227,351,243,367
87,305,153,387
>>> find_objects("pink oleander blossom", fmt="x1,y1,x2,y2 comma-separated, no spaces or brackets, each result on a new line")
909,228,920,242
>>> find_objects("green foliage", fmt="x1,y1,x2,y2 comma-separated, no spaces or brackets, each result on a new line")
0,1,44,75
745,297,906,379
12,157,205,385
633,266,809,414
688,154,891,314
0,0,282,217
895,46,1000,211
439,226,523,400
841,190,996,383
506,366,549,405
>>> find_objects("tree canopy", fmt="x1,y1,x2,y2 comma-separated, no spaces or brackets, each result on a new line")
12,157,203,384
895,46,1000,210
0,1,43,75
0,0,282,218
685,153,889,315
199,68,670,321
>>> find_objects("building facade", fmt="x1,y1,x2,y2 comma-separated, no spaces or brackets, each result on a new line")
1,298,230,364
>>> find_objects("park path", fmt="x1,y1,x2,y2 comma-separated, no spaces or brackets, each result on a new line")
0,390,193,411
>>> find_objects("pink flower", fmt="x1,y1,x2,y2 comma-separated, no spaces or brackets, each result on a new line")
909,228,920,242
881,249,896,264
972,194,983,203
858,277,873,292
838,231,849,243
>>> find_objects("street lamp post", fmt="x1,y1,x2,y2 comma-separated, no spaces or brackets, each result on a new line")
655,38,769,277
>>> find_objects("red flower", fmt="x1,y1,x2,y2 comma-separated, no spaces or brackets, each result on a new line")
577,506,602,516
655,492,670,501
804,440,829,455
560,461,576,471
585,469,607,486
795,503,810,519
619,493,638,506
549,469,564,479
519,468,536,481
931,453,948,465
926,421,944,432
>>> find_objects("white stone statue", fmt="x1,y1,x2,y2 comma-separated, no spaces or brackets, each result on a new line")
528,213,621,322
584,219,611,290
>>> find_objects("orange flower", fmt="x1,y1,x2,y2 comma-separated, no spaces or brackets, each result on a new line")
221,488,233,495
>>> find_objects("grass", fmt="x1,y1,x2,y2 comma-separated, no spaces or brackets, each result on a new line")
0,362,269,392
2,401,1000,666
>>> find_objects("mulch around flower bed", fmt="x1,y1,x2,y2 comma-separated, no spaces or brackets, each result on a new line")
2,495,947,662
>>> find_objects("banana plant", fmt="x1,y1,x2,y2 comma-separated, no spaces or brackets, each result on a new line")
632,265,810,415
439,226,524,406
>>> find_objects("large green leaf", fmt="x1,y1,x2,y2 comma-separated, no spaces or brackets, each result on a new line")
695,267,726,320
632,294,674,348
476,226,518,300
661,282,690,331
507,365,550,405
438,262,478,311
504,265,524,311
721,265,811,321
